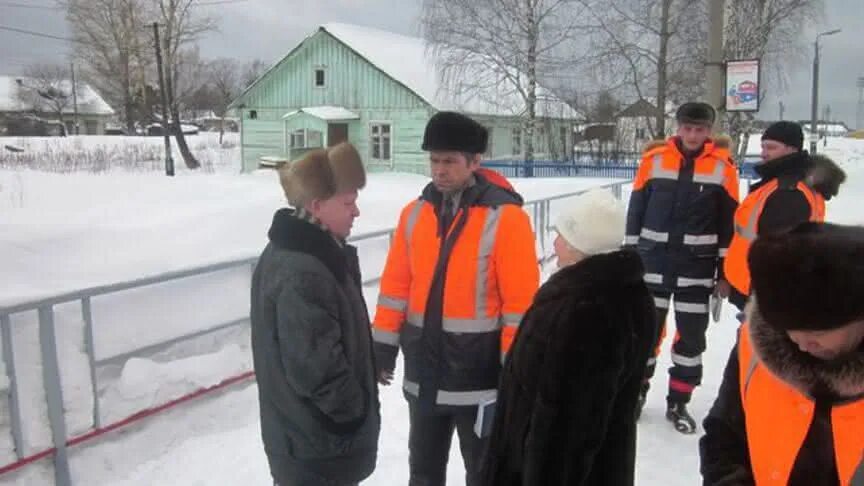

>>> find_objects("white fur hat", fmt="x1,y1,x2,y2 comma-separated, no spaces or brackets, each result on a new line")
554,188,626,255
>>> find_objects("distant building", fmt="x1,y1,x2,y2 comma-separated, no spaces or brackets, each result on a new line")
0,75,115,136
229,23,581,172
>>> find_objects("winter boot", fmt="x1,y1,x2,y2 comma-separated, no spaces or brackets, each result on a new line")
635,382,649,421
666,402,697,434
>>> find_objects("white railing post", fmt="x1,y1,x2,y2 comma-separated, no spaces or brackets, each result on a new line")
38,305,72,486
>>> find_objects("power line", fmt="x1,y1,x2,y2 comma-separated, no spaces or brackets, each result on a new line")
0,25,78,44
0,1,57,9
192,0,248,5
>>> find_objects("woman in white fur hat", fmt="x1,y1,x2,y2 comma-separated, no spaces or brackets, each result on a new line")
483,189,658,486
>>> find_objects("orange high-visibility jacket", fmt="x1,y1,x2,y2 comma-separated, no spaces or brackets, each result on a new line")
738,323,864,485
372,173,540,410
725,181,825,295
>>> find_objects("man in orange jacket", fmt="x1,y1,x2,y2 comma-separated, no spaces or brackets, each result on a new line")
372,111,540,486
625,102,739,433
701,222,864,486
724,121,845,315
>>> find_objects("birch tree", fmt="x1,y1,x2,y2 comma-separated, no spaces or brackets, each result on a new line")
578,0,706,139
722,0,824,159
421,0,588,162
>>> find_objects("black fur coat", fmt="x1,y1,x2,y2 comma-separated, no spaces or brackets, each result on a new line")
483,250,657,486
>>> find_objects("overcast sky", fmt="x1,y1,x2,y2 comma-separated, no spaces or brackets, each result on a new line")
1,0,861,128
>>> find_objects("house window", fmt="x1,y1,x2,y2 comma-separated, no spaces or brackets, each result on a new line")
512,127,522,156
314,68,326,88
536,126,546,153
290,129,323,148
370,123,391,161
559,126,569,157
290,129,305,148
636,128,646,140
85,120,98,135
249,110,257,120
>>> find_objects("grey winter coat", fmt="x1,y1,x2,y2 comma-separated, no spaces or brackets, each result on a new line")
250,208,380,485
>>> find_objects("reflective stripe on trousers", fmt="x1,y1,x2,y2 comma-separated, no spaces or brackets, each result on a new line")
403,380,497,406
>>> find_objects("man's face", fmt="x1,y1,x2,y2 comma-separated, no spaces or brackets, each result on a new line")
760,140,798,162
677,123,712,152
429,151,480,194
310,190,360,239
787,320,864,361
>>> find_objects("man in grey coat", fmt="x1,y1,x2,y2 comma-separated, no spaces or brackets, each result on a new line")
250,142,380,486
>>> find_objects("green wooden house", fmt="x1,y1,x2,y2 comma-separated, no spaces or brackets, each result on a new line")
230,23,582,173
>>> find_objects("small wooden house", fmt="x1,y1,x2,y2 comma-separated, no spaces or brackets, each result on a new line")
229,23,581,173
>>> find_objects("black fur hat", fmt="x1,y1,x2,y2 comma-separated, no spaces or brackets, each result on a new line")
421,111,488,154
749,222,864,331
675,102,716,127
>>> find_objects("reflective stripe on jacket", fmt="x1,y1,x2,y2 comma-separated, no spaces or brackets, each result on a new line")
372,173,539,410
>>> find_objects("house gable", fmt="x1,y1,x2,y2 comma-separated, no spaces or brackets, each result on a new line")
232,29,430,111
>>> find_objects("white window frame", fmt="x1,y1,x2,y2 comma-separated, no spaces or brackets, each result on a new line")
369,121,393,164
559,125,569,158
288,128,323,149
314,67,327,88
512,127,522,156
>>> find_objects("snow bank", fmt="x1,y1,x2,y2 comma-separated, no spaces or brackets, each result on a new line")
110,345,250,416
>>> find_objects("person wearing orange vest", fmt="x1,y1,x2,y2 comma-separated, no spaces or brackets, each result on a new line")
372,111,540,486
701,222,864,486
725,121,846,315
625,102,739,433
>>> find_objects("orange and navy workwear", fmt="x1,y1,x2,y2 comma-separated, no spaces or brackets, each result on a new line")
625,137,739,289
372,172,540,411
724,153,826,300
626,137,739,403
701,320,864,486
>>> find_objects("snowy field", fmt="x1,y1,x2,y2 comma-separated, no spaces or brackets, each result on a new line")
1,136,863,485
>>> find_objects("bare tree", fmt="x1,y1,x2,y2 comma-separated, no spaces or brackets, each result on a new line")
17,64,73,129
578,0,706,139
240,58,268,90
208,58,241,144
152,0,216,169
62,0,152,134
722,0,824,159
421,0,589,163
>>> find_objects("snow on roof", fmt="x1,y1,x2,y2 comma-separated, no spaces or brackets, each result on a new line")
314,23,579,119
283,106,360,121
0,75,114,116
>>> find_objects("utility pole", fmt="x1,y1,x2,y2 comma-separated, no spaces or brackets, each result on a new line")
779,101,785,121
811,29,841,154
706,0,725,132
153,22,175,176
70,62,80,135
857,76,864,130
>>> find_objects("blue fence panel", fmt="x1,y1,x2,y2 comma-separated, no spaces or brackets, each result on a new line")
483,161,638,179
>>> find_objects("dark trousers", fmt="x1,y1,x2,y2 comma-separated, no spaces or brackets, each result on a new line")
408,400,487,486
643,287,712,404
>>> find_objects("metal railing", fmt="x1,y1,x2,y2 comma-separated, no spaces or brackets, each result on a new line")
0,179,631,485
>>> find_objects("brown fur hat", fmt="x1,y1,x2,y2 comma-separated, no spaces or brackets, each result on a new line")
279,142,366,207
749,222,864,331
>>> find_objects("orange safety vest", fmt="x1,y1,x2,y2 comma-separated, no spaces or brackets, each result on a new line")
725,180,825,295
738,323,864,485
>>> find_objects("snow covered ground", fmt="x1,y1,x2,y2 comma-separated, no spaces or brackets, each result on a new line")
2,136,863,485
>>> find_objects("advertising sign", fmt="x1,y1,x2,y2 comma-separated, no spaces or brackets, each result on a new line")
725,59,760,112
